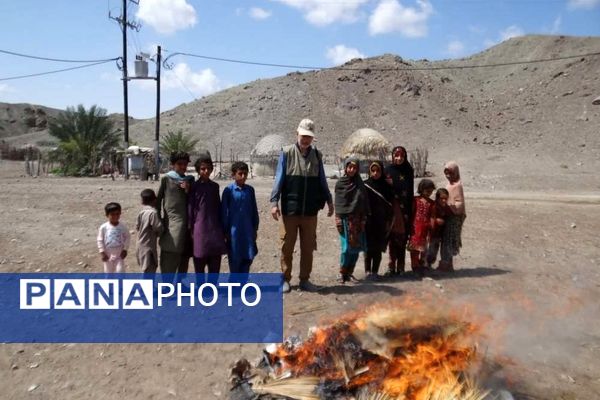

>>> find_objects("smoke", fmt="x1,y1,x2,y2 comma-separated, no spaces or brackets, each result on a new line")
446,285,599,396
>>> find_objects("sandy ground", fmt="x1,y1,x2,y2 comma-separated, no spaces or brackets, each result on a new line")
0,160,599,400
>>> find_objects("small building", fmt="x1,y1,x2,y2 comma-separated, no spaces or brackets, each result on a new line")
250,134,286,177
125,145,158,180
339,128,391,172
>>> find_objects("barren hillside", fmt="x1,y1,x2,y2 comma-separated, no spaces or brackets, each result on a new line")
3,35,599,190
128,35,600,187
0,103,62,139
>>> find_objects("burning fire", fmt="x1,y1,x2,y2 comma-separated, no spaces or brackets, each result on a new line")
232,302,490,400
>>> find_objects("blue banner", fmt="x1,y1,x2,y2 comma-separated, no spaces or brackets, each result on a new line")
0,273,283,343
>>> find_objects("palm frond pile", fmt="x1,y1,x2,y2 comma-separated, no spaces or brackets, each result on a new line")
230,303,502,400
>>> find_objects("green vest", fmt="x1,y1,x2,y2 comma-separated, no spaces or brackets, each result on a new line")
281,144,325,216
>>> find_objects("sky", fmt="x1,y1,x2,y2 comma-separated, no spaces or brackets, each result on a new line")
0,0,599,118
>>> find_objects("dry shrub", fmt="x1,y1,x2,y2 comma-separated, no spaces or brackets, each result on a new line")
410,147,428,178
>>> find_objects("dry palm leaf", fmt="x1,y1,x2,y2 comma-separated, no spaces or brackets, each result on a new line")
252,376,320,400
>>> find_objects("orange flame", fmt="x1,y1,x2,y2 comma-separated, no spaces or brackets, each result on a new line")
271,302,484,399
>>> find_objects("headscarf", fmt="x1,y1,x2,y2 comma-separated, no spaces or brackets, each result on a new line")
444,161,466,216
386,146,414,192
335,157,369,216
364,161,393,204
444,161,461,183
385,146,414,216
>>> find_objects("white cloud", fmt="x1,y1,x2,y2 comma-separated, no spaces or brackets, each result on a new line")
468,25,485,34
0,83,15,94
484,25,525,48
568,0,600,9
100,71,121,82
326,45,365,65
444,40,466,58
273,0,368,26
249,7,272,20
155,63,222,98
136,0,197,34
143,43,160,56
483,38,497,48
499,25,524,41
368,0,433,37
551,15,562,34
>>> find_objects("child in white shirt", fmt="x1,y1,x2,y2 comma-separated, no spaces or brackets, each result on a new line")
97,202,131,273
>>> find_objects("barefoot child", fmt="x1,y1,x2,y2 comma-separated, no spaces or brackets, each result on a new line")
188,153,226,274
426,188,450,268
363,161,393,279
408,179,435,275
97,202,130,273
335,158,369,283
221,161,259,273
439,161,466,271
157,151,194,273
136,189,163,274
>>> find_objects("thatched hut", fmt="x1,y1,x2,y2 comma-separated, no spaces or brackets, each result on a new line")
339,128,391,172
250,134,286,177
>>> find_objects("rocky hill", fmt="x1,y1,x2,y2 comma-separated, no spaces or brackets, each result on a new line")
3,35,599,190
127,35,599,182
0,102,62,139
0,103,137,148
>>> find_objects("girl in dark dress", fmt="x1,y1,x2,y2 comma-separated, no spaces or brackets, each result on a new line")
384,146,414,275
363,161,394,279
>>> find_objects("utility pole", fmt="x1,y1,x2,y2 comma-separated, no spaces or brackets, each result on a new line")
129,47,161,180
110,0,140,179
155,46,161,179
122,0,129,179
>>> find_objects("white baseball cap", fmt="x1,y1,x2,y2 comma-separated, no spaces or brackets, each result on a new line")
296,118,315,137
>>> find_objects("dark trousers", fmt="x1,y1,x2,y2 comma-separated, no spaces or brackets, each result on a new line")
160,251,190,274
427,236,452,265
364,250,382,274
229,258,253,274
193,255,221,274
388,232,407,272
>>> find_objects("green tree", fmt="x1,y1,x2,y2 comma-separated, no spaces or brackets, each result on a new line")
48,104,120,176
160,130,199,156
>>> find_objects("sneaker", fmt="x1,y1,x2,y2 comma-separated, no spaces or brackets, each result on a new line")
282,281,291,293
299,280,320,292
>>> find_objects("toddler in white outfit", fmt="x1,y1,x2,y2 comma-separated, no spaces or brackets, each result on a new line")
97,202,131,273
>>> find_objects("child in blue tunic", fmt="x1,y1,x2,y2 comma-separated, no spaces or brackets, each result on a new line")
221,162,259,273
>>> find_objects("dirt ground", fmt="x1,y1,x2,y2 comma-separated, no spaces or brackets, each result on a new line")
0,160,599,400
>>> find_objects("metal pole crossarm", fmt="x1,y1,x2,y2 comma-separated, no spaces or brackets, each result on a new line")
126,77,158,81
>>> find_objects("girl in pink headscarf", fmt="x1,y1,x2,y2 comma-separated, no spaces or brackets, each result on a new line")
438,161,466,272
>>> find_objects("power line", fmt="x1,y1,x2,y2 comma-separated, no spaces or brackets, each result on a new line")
163,50,600,72
173,73,198,102
0,49,119,63
0,59,119,82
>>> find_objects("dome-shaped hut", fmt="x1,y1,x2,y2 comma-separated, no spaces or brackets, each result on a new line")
339,128,391,172
250,134,286,177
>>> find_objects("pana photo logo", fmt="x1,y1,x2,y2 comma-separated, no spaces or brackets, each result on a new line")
20,278,262,310
0,273,283,343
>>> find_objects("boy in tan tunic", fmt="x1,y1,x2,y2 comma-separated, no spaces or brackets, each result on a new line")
136,189,163,273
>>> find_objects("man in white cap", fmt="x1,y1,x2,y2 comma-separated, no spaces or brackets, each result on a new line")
270,118,334,293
